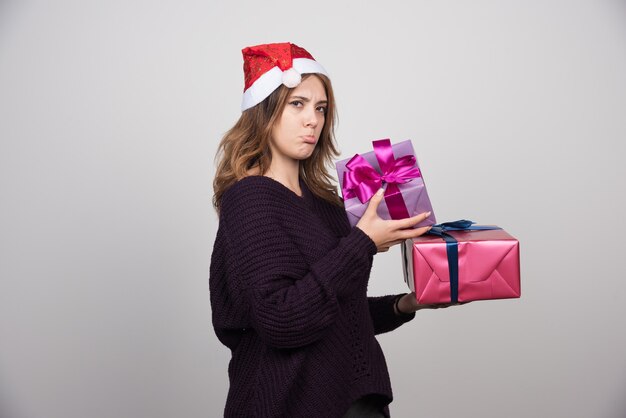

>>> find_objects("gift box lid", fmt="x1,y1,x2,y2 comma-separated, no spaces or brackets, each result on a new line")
411,228,517,244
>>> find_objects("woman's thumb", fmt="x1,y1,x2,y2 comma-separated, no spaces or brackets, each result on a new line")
365,188,384,216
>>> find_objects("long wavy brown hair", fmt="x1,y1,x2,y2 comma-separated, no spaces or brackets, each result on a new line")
212,73,342,215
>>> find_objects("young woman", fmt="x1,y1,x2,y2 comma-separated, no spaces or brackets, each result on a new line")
210,42,452,418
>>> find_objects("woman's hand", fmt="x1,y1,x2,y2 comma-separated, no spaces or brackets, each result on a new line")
395,292,467,315
356,188,432,253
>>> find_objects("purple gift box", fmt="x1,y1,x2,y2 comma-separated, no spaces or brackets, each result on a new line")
335,139,436,228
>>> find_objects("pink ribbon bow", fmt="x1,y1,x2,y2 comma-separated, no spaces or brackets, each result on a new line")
342,139,422,220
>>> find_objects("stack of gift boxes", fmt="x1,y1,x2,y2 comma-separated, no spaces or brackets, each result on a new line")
335,139,520,305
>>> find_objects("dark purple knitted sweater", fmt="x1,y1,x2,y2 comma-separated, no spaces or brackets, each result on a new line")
209,176,415,418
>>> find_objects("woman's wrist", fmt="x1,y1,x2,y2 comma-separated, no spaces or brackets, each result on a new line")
394,294,414,316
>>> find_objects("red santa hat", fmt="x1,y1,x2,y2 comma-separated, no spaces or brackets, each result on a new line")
240,42,329,111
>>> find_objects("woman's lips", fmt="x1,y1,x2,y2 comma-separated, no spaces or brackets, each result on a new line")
302,135,316,144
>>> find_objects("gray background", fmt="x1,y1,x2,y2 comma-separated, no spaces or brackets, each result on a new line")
1,1,625,417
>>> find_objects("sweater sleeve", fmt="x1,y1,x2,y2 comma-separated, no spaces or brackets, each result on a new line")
367,294,416,335
220,182,378,349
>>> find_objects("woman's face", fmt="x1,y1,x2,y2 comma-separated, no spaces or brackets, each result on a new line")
269,75,327,162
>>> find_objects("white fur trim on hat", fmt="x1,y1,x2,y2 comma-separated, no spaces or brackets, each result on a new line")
241,58,330,111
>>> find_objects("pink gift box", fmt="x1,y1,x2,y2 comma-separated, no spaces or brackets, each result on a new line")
335,139,436,228
401,229,521,304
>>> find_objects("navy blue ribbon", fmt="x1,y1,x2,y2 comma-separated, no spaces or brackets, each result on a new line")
427,220,501,303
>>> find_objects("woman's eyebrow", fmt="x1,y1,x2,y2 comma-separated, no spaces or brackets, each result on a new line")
290,95,328,104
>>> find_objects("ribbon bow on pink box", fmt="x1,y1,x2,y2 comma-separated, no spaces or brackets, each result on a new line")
335,139,436,228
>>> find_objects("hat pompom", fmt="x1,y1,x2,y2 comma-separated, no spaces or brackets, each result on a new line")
281,68,301,88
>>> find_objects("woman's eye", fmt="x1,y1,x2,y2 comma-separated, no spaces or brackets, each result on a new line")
289,100,303,107
316,106,327,114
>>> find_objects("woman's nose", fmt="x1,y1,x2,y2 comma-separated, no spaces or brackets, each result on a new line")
304,106,318,127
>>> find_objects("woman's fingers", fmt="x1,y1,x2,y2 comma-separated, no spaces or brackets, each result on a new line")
360,201,432,249
397,225,432,240
429,302,467,309
393,211,432,230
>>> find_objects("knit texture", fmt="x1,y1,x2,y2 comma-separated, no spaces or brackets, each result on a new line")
209,176,415,418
